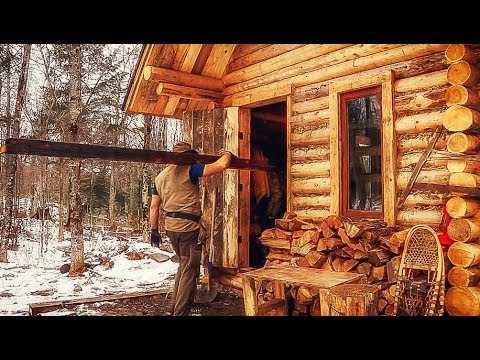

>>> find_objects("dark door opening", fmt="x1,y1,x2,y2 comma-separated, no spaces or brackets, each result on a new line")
249,101,287,268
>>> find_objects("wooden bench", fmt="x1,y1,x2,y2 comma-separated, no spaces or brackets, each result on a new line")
241,265,366,316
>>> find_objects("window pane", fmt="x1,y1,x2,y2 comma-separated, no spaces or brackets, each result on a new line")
347,94,382,211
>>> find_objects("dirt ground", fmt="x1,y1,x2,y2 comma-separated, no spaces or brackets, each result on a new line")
39,285,246,316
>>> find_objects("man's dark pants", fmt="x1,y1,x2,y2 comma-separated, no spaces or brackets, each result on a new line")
166,229,201,316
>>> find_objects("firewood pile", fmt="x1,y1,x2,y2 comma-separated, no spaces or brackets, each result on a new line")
258,212,409,315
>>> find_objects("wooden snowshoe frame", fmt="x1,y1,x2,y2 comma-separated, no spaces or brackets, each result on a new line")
393,225,445,316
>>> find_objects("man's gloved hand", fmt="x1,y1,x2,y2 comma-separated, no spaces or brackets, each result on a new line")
150,229,162,247
218,148,235,157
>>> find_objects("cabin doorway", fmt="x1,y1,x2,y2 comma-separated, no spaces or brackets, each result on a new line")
249,101,287,268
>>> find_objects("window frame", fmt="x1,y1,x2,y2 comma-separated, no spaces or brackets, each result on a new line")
340,85,383,218
329,70,396,226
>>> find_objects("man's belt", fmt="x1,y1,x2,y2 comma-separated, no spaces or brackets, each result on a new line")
165,211,201,222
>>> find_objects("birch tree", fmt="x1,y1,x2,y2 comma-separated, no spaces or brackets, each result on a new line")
0,44,31,263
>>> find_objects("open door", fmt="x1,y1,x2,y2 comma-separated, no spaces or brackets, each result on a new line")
183,107,250,269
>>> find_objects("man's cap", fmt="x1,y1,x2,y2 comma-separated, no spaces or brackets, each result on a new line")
172,141,198,154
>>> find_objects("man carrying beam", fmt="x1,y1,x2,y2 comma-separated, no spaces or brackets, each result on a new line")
149,141,232,316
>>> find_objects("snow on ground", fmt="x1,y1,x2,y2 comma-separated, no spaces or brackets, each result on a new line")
0,218,178,316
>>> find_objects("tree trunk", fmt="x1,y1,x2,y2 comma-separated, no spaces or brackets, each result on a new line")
108,163,116,225
0,44,31,263
142,114,152,243
58,159,64,241
66,44,85,276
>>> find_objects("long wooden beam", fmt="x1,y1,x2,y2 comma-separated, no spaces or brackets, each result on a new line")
0,138,274,170
0,138,274,171
143,65,225,92
156,82,224,103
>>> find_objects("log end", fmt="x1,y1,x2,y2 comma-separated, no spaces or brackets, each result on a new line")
446,196,466,218
445,44,467,64
447,61,472,86
445,84,468,107
447,266,470,287
443,106,472,132
143,65,152,81
445,286,480,316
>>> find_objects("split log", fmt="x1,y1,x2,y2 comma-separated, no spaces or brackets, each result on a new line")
275,218,291,231
370,265,387,282
297,286,314,305
378,298,389,312
353,250,369,260
326,215,345,229
368,248,394,267
448,265,480,287
343,220,364,238
296,243,317,256
395,111,443,135
449,172,480,188
275,229,293,239
260,228,275,238
332,257,347,272
331,247,353,259
445,44,478,64
357,262,373,278
305,250,327,268
322,237,347,251
298,230,319,247
387,256,402,283
446,196,480,218
445,286,480,316
321,255,335,271
316,238,327,252
320,221,337,238
292,229,306,238
325,284,379,316
447,159,480,174
342,259,360,272
283,212,297,220
446,132,480,154
259,237,291,250
379,288,395,304
445,84,480,110
447,218,480,242
310,298,321,316
448,242,480,267
266,252,294,262
447,61,480,87
296,257,311,267
288,217,311,231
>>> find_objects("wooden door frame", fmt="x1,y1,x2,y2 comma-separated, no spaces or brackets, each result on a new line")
329,70,396,226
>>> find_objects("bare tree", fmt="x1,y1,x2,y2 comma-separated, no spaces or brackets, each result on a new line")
141,114,152,242
66,44,85,276
0,44,31,263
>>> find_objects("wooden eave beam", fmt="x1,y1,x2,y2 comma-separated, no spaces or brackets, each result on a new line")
143,65,225,92
156,82,224,103
1,138,274,171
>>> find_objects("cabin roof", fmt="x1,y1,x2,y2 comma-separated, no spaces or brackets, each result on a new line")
123,44,238,119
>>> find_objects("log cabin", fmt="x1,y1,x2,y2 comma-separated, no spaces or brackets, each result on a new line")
123,44,480,316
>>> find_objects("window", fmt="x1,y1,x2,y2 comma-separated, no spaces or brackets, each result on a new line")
340,86,382,218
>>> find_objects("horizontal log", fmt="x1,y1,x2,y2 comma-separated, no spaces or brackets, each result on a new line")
210,269,243,291
290,108,329,127
397,133,447,152
259,237,291,250
448,242,480,267
397,151,447,169
290,127,329,146
403,191,446,207
447,159,480,174
291,146,330,161
447,266,480,287
0,138,273,171
226,44,303,74
447,61,480,87
394,87,447,116
395,110,443,135
397,169,451,190
445,84,480,110
447,218,480,242
397,207,442,226
446,132,480,154
227,83,292,108
143,66,225,91
156,82,224,103
445,44,478,64
449,172,480,188
443,105,480,132
445,286,480,316
412,182,480,197
291,161,330,177
292,195,331,208
225,45,447,104
394,69,448,93
292,97,329,115
446,196,480,218
291,177,331,194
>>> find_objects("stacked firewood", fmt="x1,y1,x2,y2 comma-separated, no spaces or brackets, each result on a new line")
259,212,407,315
